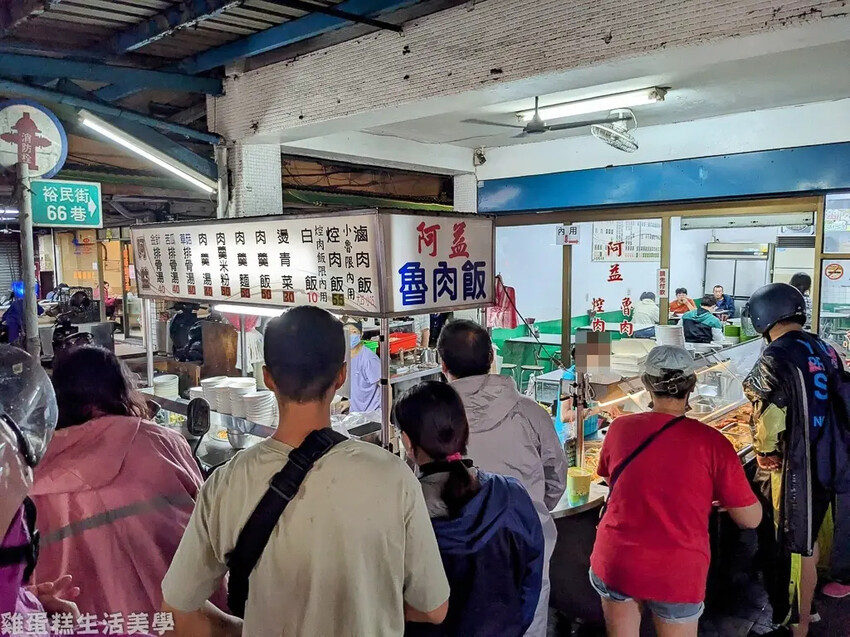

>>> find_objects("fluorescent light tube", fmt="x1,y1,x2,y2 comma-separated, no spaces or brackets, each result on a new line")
214,304,285,318
79,111,217,194
518,87,667,121
0,207,18,215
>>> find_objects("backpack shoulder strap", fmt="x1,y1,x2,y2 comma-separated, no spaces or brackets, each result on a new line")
225,428,347,618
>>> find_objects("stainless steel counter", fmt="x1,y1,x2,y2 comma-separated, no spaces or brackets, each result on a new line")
552,482,608,519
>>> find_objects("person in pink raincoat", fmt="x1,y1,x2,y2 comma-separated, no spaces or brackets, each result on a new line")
30,345,205,622
0,344,155,637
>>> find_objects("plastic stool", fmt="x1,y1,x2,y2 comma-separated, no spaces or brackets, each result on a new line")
520,365,545,393
500,363,518,388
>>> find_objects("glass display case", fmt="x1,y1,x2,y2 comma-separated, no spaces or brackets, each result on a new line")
578,339,764,478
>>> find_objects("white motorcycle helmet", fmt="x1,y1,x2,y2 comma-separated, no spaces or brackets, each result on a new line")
0,345,58,538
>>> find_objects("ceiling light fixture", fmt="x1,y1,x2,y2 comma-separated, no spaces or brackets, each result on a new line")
79,110,217,194
213,304,286,318
517,87,667,122
0,207,19,216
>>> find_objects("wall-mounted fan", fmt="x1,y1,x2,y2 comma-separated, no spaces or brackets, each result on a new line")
463,97,629,138
591,109,639,153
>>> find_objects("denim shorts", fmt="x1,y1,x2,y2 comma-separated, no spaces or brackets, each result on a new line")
589,569,705,624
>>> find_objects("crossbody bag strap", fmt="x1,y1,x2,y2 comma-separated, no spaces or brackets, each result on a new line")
225,428,347,618
598,415,687,521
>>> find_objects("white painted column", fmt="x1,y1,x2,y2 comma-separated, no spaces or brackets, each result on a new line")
228,143,283,217
453,173,478,213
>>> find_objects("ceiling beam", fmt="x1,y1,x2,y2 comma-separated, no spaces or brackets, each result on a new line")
0,52,222,95
0,0,61,36
95,0,418,102
271,0,402,33
168,102,208,125
54,80,217,181
107,0,243,55
0,76,222,144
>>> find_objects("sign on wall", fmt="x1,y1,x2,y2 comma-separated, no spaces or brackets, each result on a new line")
555,224,580,245
132,213,380,314
31,179,102,228
131,211,494,317
385,213,494,314
591,220,661,262
0,100,67,179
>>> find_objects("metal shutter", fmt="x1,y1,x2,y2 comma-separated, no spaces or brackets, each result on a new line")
0,237,21,296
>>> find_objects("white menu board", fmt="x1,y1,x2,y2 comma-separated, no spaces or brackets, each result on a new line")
131,212,380,314
384,213,494,314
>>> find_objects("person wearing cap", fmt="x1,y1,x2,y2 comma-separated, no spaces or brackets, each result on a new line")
590,345,761,636
394,381,544,637
162,306,449,636
743,283,850,635
342,317,383,414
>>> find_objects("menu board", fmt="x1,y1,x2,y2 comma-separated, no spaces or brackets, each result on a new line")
131,212,380,314
131,211,495,317
384,213,494,314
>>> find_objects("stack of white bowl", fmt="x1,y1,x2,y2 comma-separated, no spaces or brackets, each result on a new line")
200,376,228,411
153,374,179,399
215,382,235,415
188,387,205,401
229,378,258,418
244,390,278,427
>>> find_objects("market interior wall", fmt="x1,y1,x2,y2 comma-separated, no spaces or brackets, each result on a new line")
496,221,786,324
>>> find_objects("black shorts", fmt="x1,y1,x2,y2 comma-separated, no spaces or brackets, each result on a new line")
812,487,835,540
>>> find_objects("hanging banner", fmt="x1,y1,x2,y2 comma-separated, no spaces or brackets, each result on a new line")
131,212,380,314
384,213,494,314
131,211,495,317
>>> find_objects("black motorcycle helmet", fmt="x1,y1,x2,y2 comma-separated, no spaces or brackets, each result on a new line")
744,283,806,335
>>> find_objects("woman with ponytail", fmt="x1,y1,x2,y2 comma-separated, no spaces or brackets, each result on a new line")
394,381,544,637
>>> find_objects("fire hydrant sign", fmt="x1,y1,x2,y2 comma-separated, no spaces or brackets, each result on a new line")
30,179,102,228
0,100,67,179
131,210,495,317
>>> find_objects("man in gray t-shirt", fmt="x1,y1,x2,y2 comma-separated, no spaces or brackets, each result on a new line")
162,307,449,636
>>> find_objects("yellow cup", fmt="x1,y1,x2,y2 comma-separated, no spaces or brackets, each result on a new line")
567,467,593,506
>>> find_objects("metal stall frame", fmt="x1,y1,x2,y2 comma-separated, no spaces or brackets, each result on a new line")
494,195,825,467
131,209,497,452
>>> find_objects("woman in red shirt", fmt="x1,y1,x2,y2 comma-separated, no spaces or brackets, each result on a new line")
589,345,761,636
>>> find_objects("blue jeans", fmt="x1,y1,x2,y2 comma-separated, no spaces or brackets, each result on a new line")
589,569,705,624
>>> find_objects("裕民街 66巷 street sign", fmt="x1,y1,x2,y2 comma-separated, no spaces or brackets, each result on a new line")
30,179,102,228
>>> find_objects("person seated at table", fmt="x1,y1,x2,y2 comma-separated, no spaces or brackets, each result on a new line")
712,285,736,317
394,381,544,637
632,292,660,326
669,288,696,315
590,345,761,637
682,296,723,330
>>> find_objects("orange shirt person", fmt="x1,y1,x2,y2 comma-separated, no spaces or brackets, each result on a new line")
669,287,696,315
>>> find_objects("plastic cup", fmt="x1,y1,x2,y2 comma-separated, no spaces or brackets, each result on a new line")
567,467,593,507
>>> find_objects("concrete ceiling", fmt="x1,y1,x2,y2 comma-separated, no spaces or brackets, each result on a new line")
365,40,850,148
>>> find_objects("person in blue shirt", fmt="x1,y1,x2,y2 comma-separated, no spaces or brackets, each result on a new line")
342,317,382,413
395,381,544,637
712,285,736,318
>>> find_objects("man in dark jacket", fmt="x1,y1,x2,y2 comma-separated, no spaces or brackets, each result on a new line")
743,283,850,637
712,285,736,318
